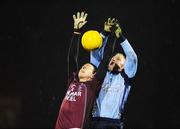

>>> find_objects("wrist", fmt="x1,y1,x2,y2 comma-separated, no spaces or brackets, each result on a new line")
101,30,110,37
74,31,81,35
73,29,81,35
119,33,126,43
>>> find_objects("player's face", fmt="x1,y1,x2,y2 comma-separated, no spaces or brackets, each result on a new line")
78,63,95,80
108,53,125,72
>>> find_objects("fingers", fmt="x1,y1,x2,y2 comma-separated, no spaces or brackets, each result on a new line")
73,14,76,21
107,17,118,25
73,11,88,20
80,12,87,18
78,20,88,29
81,11,88,20
83,13,88,20
73,11,88,29
108,18,111,24
81,11,84,18
111,18,115,23
111,18,118,24
81,21,87,26
115,23,120,27
84,20,87,25
77,12,80,19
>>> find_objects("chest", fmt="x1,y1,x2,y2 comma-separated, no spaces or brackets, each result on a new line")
65,83,86,102
101,74,125,92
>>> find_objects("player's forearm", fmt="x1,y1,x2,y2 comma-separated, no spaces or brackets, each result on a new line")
69,32,81,59
121,39,138,78
96,34,117,81
67,32,81,74
121,39,137,63
90,36,108,68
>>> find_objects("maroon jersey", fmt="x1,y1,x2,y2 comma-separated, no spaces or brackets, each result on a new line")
55,31,117,129
55,73,100,129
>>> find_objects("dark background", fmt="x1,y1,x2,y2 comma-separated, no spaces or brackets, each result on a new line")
0,0,179,128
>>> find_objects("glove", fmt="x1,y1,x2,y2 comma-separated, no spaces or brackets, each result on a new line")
104,18,118,32
110,21,122,38
114,23,122,38
73,11,88,30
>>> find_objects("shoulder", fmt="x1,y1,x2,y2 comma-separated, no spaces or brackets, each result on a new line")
69,72,79,83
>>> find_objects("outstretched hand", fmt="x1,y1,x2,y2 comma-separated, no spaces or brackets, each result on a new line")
73,11,88,30
113,23,122,38
104,18,118,32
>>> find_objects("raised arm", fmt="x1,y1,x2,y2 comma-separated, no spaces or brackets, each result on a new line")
109,27,137,78
91,19,138,78
67,32,81,78
90,36,108,68
90,18,117,67
105,20,137,78
96,22,120,81
67,11,88,79
121,38,138,78
104,22,137,78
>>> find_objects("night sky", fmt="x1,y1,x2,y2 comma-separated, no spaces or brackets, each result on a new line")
0,0,179,128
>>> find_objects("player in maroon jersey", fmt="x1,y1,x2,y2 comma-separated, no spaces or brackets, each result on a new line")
55,11,120,129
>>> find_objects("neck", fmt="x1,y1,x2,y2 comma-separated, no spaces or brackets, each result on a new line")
79,78,88,82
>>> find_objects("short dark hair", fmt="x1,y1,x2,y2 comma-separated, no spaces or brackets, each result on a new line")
89,63,97,73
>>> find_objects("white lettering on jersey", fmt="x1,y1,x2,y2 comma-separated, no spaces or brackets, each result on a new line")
65,84,82,101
